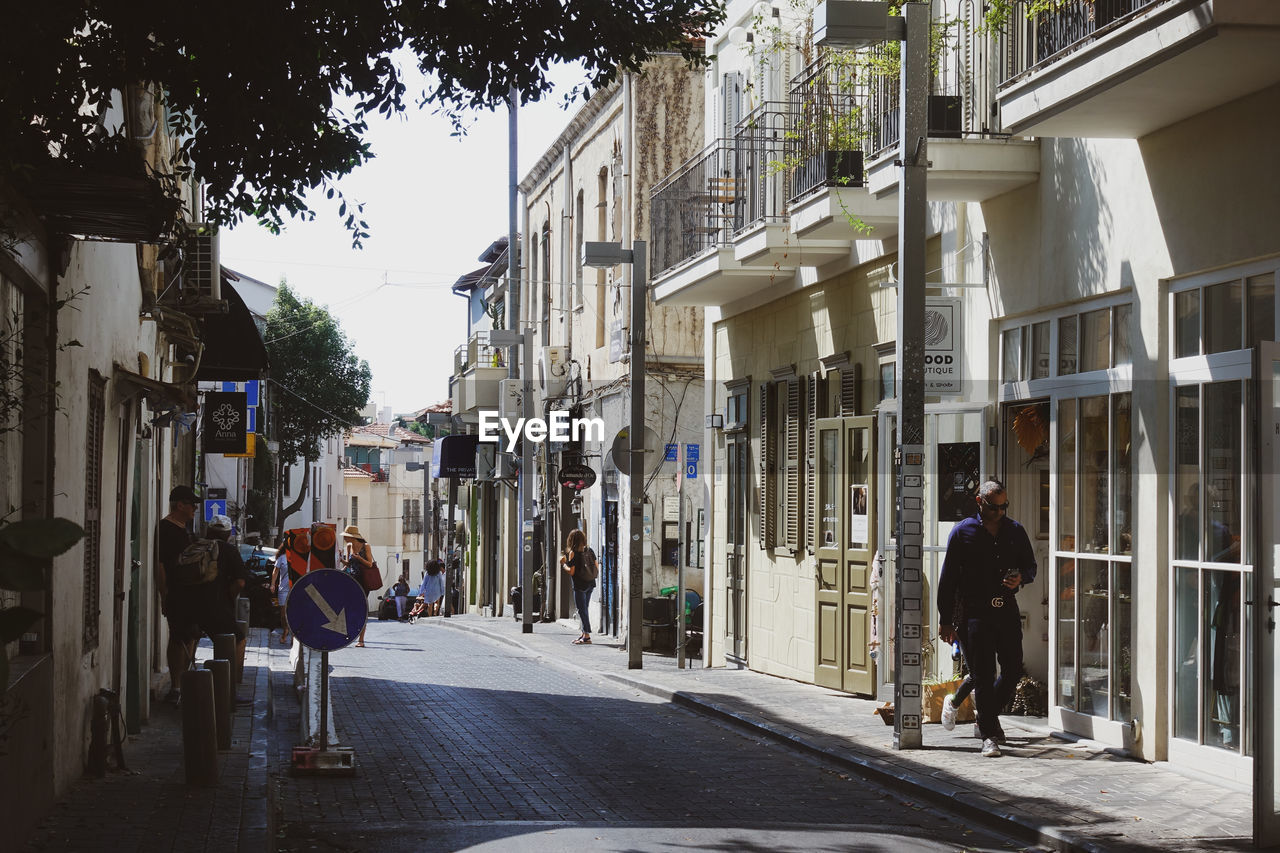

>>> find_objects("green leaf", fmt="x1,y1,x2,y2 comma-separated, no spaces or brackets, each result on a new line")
0,518,86,558
0,606,43,644
0,559,44,591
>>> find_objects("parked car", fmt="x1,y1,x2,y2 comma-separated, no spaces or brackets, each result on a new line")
238,544,279,627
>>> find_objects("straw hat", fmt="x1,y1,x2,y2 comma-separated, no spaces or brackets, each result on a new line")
342,524,365,542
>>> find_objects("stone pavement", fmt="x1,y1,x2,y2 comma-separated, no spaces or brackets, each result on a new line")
438,613,1251,853
22,629,272,853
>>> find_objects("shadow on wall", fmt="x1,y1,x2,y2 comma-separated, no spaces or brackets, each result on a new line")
1140,83,1280,277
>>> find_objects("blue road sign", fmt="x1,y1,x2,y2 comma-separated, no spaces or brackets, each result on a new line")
286,569,368,652
664,443,678,462
685,443,700,479
203,499,227,521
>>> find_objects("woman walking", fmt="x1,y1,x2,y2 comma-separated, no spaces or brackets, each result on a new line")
559,528,598,645
342,524,376,647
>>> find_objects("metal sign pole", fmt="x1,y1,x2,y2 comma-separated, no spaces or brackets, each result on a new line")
319,650,329,752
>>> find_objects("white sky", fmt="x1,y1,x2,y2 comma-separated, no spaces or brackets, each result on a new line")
222,63,590,418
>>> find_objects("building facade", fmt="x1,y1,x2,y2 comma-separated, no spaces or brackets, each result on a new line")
650,0,1280,785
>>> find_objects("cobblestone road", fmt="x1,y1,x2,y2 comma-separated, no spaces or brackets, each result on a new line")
271,620,1033,852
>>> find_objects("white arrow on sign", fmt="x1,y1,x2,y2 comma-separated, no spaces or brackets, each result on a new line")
304,584,348,635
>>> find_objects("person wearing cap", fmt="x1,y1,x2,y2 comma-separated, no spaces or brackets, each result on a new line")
156,485,201,702
341,524,375,647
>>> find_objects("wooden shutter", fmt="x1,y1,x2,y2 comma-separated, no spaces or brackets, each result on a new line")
840,363,860,416
759,382,775,551
806,372,822,553
784,376,802,550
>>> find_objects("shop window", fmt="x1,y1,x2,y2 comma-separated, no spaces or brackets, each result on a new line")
1055,391,1132,721
1058,315,1078,375
1031,321,1051,379
1174,265,1277,358
1001,327,1025,382
1171,379,1248,755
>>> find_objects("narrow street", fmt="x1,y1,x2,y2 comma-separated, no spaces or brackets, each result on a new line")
269,622,1028,852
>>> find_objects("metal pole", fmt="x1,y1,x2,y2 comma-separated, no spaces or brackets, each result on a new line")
628,241,647,669
522,332,535,633
319,650,329,752
677,465,686,669
893,1,929,751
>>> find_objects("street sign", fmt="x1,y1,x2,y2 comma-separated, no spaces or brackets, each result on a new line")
558,463,597,491
203,499,227,522
286,569,367,652
685,442,700,479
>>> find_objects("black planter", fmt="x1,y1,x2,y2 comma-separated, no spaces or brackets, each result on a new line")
928,95,963,139
795,150,864,198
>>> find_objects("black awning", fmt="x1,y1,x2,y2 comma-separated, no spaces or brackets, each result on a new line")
432,434,479,479
194,278,269,382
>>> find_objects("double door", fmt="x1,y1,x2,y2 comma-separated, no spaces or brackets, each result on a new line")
815,416,876,695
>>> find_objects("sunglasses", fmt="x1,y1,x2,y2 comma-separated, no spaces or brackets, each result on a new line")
982,501,1010,512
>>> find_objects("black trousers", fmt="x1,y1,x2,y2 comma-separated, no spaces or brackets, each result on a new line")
959,609,1024,739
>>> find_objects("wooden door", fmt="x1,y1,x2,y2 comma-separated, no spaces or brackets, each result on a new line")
816,416,877,694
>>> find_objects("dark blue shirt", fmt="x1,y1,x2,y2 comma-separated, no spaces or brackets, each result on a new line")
937,512,1037,623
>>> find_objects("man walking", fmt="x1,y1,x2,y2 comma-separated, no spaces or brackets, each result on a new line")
937,479,1036,758
156,485,200,703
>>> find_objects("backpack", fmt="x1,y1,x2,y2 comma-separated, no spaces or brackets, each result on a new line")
173,539,220,586
578,547,599,583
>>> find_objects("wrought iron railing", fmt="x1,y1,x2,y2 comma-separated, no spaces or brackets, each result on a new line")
735,102,791,233
788,53,871,203
996,0,1164,84
649,138,741,277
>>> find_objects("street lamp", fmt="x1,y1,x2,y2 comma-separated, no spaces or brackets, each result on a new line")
582,240,646,670
816,0,929,749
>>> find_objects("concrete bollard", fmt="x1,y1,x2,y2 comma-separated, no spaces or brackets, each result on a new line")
212,633,237,686
234,620,249,683
203,659,232,750
181,668,218,786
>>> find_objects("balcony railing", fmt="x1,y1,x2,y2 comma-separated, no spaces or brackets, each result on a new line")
736,102,791,233
788,53,871,203
997,0,1163,83
649,139,741,277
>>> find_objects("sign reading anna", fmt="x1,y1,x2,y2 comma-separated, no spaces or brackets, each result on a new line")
203,391,248,454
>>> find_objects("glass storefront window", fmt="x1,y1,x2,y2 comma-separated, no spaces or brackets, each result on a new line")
1174,565,1199,740
1058,398,1076,550
1248,273,1275,349
1175,386,1200,561
1114,563,1132,721
1203,381,1242,564
1080,308,1111,373
1112,394,1131,555
1032,321,1051,379
1113,303,1132,367
1079,559,1110,717
1057,555,1077,710
1059,315,1078,375
1079,396,1109,554
1204,280,1242,354
1002,327,1023,382
1203,570,1243,752
1175,290,1199,358
819,429,838,549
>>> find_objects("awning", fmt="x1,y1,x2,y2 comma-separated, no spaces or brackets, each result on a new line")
113,365,196,410
194,278,269,382
432,434,479,479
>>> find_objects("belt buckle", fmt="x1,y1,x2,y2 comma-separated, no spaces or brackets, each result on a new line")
990,596,1005,608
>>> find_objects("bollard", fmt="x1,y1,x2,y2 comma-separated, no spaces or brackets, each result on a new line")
203,659,232,750
212,633,237,686
181,668,218,786
234,620,249,684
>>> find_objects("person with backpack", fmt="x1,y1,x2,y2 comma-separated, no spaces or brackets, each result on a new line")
559,528,598,645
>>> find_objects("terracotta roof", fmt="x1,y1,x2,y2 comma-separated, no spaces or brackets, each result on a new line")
350,422,432,445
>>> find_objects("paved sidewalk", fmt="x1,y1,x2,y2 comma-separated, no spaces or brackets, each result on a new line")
437,613,1250,853
22,629,273,853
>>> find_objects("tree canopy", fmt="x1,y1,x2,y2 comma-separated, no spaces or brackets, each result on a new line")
265,281,371,528
2,1,724,246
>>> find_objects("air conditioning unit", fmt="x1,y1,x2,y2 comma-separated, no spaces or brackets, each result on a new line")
184,224,221,304
537,346,568,398
499,378,522,421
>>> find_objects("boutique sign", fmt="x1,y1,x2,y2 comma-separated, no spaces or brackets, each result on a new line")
924,298,962,396
203,391,247,454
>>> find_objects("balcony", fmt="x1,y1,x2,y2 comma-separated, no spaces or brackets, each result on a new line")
995,0,1280,138
450,333,508,421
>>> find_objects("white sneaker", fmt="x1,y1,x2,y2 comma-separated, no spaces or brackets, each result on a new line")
941,695,958,731
973,722,982,739
981,738,1002,758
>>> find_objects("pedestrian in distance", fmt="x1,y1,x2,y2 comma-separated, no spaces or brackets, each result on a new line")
155,485,201,704
205,514,252,704
392,575,411,621
270,543,292,645
419,559,446,617
341,524,375,647
937,479,1037,758
559,528,598,645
